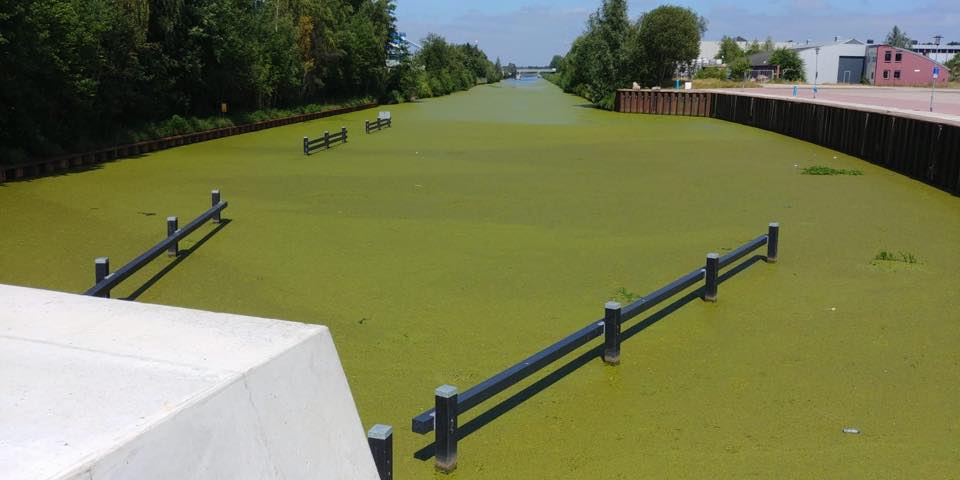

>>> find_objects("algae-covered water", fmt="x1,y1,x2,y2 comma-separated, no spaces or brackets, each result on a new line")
1,79,959,478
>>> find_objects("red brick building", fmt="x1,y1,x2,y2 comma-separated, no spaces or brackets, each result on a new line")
865,45,950,86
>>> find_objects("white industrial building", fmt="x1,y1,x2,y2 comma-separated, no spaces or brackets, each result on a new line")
747,39,868,84
793,39,867,84
911,43,960,64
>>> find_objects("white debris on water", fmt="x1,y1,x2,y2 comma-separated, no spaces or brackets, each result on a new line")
842,427,861,434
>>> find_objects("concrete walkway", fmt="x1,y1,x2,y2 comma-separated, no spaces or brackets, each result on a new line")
712,84,960,126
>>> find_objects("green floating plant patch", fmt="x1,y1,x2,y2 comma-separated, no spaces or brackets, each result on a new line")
802,165,863,176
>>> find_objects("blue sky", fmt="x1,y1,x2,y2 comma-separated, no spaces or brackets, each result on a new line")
396,0,959,65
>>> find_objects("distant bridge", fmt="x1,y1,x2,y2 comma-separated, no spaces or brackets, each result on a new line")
516,67,556,75
513,67,556,79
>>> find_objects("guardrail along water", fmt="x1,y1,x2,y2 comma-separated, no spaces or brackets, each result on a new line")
413,223,780,473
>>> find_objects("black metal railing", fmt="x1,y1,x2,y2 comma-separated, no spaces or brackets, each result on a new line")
412,222,780,473
303,127,348,154
365,117,392,134
84,190,229,299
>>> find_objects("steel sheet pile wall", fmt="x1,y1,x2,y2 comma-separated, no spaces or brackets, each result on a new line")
615,90,713,116
712,94,960,195
615,89,960,195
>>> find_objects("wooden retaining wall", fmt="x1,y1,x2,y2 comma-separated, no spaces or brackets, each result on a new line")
0,103,377,184
615,90,960,195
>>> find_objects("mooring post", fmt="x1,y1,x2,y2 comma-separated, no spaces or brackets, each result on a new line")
767,222,780,263
167,216,179,257
303,136,309,155
365,120,370,134
704,253,719,302
603,301,622,365
342,126,347,143
367,424,393,480
211,190,221,224
434,384,459,473
324,131,330,149
94,257,110,298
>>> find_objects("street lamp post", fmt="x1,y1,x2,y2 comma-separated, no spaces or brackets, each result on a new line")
930,35,942,112
814,47,821,99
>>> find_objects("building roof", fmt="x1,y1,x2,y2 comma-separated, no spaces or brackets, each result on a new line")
868,44,949,68
792,39,864,51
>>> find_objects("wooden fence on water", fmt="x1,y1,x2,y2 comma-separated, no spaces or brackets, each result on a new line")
615,89,960,196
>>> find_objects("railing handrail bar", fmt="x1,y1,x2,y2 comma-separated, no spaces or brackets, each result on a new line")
719,234,767,269
412,320,604,433
84,201,228,297
410,231,771,434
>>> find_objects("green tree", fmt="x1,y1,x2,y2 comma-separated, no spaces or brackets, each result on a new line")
715,35,744,63
945,55,960,80
885,26,912,49
769,48,805,81
633,5,705,86
549,54,563,70
728,58,751,80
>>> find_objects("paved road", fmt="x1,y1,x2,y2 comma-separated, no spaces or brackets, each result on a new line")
720,84,960,120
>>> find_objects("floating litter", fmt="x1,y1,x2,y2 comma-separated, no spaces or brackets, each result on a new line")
842,427,861,434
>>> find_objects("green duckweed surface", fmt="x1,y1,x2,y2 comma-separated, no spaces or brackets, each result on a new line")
1,79,959,478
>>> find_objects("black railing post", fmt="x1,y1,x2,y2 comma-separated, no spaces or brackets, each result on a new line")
767,222,779,263
211,190,221,224
94,257,110,298
435,384,459,473
704,253,719,302
303,136,309,155
367,424,393,480
365,120,370,134
324,131,330,149
603,301,621,365
342,126,347,143
167,216,179,257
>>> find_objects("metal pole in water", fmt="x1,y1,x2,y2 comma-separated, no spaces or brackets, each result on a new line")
767,222,780,263
367,424,393,480
704,253,719,302
167,216,179,257
94,257,110,298
434,385,459,473
211,190,221,224
603,301,621,365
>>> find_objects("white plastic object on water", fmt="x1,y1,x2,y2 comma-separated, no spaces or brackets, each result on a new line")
842,427,861,434
378,111,391,120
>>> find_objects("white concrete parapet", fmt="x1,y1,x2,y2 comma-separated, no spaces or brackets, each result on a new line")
0,284,379,480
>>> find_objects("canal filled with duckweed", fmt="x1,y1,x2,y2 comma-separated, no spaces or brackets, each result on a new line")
1,79,958,477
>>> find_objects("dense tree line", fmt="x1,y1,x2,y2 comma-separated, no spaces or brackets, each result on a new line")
0,0,499,162
398,34,501,100
550,1,705,109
